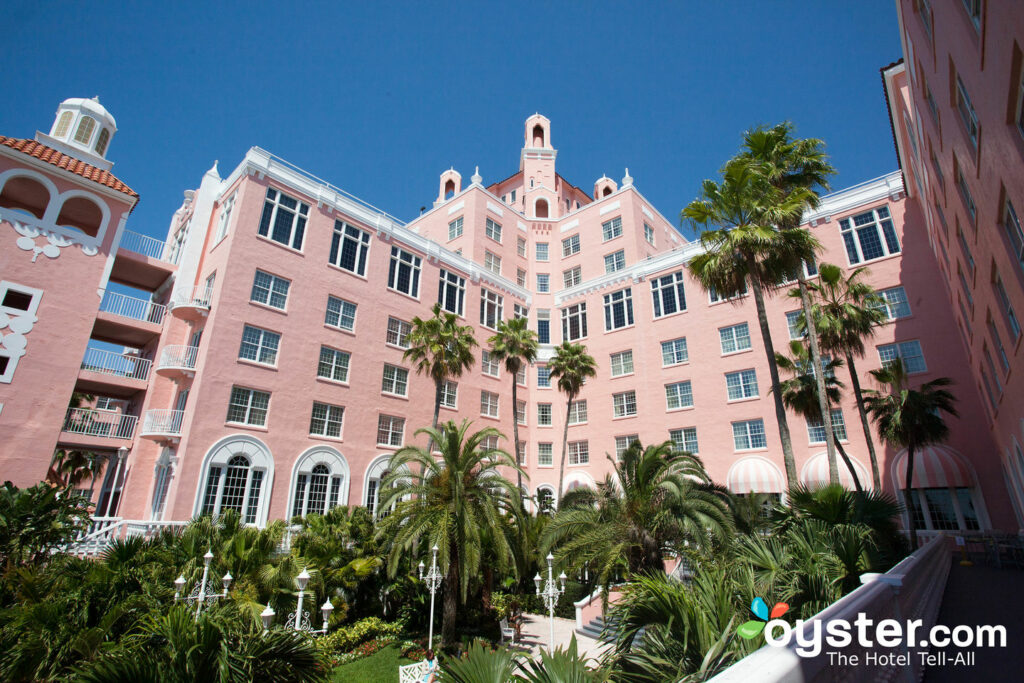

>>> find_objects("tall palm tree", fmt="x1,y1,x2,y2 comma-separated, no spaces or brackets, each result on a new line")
863,361,958,547
742,123,839,484
546,342,597,504
376,420,523,646
487,317,539,493
802,263,888,488
774,340,863,491
541,441,731,583
684,158,820,487
404,303,478,433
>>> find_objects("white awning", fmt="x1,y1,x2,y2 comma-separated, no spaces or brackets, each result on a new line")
891,445,975,488
801,451,870,489
727,456,785,494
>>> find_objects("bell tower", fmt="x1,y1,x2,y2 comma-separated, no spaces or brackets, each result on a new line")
35,96,117,171
521,114,557,219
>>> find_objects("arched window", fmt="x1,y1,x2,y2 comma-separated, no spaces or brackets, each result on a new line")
0,175,51,219
444,179,455,199
535,198,549,218
95,128,110,155
602,186,612,197
54,111,73,138
195,436,273,525
363,454,407,518
56,196,104,237
532,124,545,147
536,486,555,513
74,116,97,145
290,447,349,518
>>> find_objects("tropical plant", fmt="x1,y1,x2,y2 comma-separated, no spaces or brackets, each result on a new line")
376,420,524,646
546,342,597,503
48,448,101,493
0,482,92,568
488,316,539,494
863,361,957,547
517,635,608,682
438,639,518,683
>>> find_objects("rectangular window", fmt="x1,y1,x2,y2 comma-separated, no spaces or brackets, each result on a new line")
840,205,900,264
615,435,639,459
325,296,357,332
994,272,1022,340
310,401,344,438
481,350,500,377
613,391,637,418
484,250,501,275
983,345,1003,394
448,216,463,241
568,440,589,465
562,234,581,257
537,273,550,293
604,250,626,273
438,269,466,316
610,350,634,377
602,216,623,241
961,0,981,30
517,236,527,257
239,325,280,365
919,0,933,39
517,442,527,466
1004,199,1024,276
955,75,979,149
537,365,551,387
381,364,409,396
388,247,422,297
877,286,912,320
386,317,412,348
317,346,350,383
956,161,977,225
733,419,767,450
603,287,634,331
878,340,927,374
537,309,551,344
480,289,503,329
516,365,527,387
481,435,500,453
536,242,549,261
958,263,974,314
510,190,517,204
709,281,748,304
670,427,699,454
786,310,804,340
987,317,1010,374
440,380,458,409
563,266,582,289
665,381,693,410
516,268,527,287
956,222,975,277
516,400,527,425
644,223,655,245
486,217,502,242
227,387,269,426
258,188,308,250
661,338,688,366
561,302,588,341
537,403,552,426
720,322,752,354
651,270,686,317
376,415,405,446
514,303,528,321
726,369,759,400
250,270,290,310
480,390,500,418
329,221,371,276
568,400,587,425
808,409,847,444
215,192,235,242
538,443,553,466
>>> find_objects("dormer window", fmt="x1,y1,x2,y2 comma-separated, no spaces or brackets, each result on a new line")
95,128,110,155
54,111,73,138
74,116,96,145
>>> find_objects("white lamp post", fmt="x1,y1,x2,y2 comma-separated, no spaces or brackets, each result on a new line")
174,549,227,620
261,605,275,633
320,598,334,634
418,545,443,650
534,552,566,654
288,568,312,632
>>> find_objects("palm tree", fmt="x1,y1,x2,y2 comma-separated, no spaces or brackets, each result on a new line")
541,441,731,583
487,317,539,493
863,361,958,547
802,263,888,488
49,449,97,489
376,420,523,646
742,123,839,484
774,340,863,491
546,342,597,504
683,158,820,487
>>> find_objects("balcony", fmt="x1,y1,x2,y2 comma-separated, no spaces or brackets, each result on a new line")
93,291,166,347
77,348,152,397
155,345,198,378
140,409,185,441
60,408,138,449
169,286,212,321
110,230,175,291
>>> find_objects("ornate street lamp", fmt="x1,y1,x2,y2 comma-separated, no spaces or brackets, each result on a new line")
287,568,312,632
534,552,566,653
418,545,443,650
173,549,231,620
261,604,276,633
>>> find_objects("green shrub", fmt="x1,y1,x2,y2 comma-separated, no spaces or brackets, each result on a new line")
316,616,404,655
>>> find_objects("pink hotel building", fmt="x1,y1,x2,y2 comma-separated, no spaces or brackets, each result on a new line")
1,3,1023,538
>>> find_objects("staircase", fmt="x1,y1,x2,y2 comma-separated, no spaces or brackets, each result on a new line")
576,615,615,642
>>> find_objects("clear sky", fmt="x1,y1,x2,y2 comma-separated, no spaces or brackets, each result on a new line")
1,1,903,242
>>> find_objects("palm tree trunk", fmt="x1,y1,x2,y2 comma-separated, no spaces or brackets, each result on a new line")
797,275,839,484
427,380,442,454
443,543,459,646
511,376,522,494
905,445,918,548
557,396,573,506
832,438,863,492
846,352,882,489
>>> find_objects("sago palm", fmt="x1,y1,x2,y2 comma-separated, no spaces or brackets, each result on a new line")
488,316,539,493
547,342,597,503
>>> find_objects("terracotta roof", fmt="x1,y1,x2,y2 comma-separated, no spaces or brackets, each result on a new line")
0,136,138,199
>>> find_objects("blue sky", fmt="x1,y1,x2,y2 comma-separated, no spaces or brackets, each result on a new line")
2,1,902,242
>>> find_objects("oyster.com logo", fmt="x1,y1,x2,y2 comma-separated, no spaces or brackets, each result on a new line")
738,597,789,640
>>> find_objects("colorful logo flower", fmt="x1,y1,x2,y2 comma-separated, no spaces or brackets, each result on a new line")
738,597,789,639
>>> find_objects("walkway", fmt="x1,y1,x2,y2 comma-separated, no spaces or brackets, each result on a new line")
510,613,612,662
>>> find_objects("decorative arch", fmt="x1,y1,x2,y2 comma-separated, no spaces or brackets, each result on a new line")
0,173,52,219
534,197,549,218
801,451,870,490
532,124,545,147
888,445,989,532
562,470,596,493
192,435,274,526
535,484,556,513
54,192,108,238
363,453,394,517
287,446,350,518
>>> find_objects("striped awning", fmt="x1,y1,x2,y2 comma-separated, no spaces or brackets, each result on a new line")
801,451,870,489
891,445,975,488
727,456,785,494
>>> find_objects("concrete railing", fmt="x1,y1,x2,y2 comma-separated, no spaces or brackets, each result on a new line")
81,347,151,381
119,230,168,261
67,517,189,557
62,408,138,440
574,585,624,631
99,290,166,325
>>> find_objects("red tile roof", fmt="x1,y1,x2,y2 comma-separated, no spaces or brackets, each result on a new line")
0,136,138,199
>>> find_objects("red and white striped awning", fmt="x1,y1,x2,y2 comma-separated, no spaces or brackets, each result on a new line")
891,445,975,488
727,456,785,494
801,451,870,489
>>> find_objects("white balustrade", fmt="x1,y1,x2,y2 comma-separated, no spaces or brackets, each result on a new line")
99,290,167,325
158,345,199,371
81,347,151,380
171,285,212,310
119,230,168,260
141,409,185,436
62,408,138,440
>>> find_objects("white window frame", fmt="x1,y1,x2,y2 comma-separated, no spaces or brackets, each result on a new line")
438,269,466,316
309,401,345,438
604,250,626,274
603,287,634,331
613,391,637,418
386,317,412,349
726,369,759,401
480,390,500,418
481,350,500,377
561,302,588,341
562,234,581,257
517,236,527,257
651,270,686,317
258,188,309,251
808,409,847,444
239,325,280,366
329,221,371,276
568,440,589,465
381,364,409,397
538,442,553,467
610,350,634,377
388,246,422,298
601,216,623,241
665,381,694,410
955,74,979,149
568,400,588,425
670,427,699,454
226,386,270,426
661,337,688,366
448,216,464,241
325,295,357,332
733,419,767,451
537,273,550,293
480,289,503,330
719,322,752,354
317,346,350,383
536,242,549,261
877,286,912,320
537,403,552,426
563,266,582,289
215,192,235,243
840,205,901,265
484,250,502,275
376,414,405,447
644,223,655,245
615,435,639,459
486,217,502,242
250,270,290,310
878,340,927,374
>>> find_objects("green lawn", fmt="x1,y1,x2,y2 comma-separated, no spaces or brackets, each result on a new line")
331,645,417,683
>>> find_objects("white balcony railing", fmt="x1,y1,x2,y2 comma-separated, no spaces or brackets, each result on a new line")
170,285,212,311
157,345,198,371
67,517,190,557
80,347,152,381
99,290,167,325
141,409,185,436
119,230,168,261
62,408,138,440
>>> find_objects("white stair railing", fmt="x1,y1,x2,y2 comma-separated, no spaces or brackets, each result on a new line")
62,408,138,440
81,347,151,380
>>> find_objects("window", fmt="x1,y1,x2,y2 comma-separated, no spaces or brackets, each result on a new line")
318,346,350,383
604,250,626,273
994,272,1022,340
1004,199,1023,275
517,237,527,257
438,269,466,316
54,111,72,137
440,380,458,409
644,223,655,245
517,442,527,466
733,419,767,450
610,350,634,377
388,247,422,297
983,345,1003,394
481,350,500,377
538,443,553,466
258,188,308,250
94,128,111,157
651,271,686,317
200,454,265,524
516,400,527,425
325,296,357,332
239,325,280,365
480,390,500,418
603,288,634,331
568,400,587,425
330,221,371,276
955,75,979,149
720,323,752,354
878,340,927,374
74,116,96,144
385,317,412,349
448,216,463,241
808,409,847,443
537,365,551,387
516,268,526,287
960,0,981,30
250,270,289,310
537,403,552,426
310,402,345,438
568,441,589,465
226,387,269,426
291,454,347,518
563,266,582,289
786,310,805,340
537,273,550,292
511,304,527,322
510,190,517,204
537,310,551,344
661,338,688,366
665,381,693,410
613,391,637,418
726,369,759,400
919,0,933,39
484,250,501,275
877,287,912,320
536,243,549,261
486,217,502,242
840,206,900,264
988,317,1010,374
516,365,527,386
957,263,974,313
956,162,977,225
670,427,699,454
95,397,117,411
561,303,588,341
709,281,748,303
381,364,409,396
957,223,975,277
562,234,580,257
615,435,639,459
480,289,503,329
215,193,235,242
376,415,405,446
602,216,623,241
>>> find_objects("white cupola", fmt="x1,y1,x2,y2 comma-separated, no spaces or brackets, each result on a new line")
35,96,118,171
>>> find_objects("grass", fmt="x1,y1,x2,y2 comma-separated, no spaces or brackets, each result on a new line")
331,645,417,683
